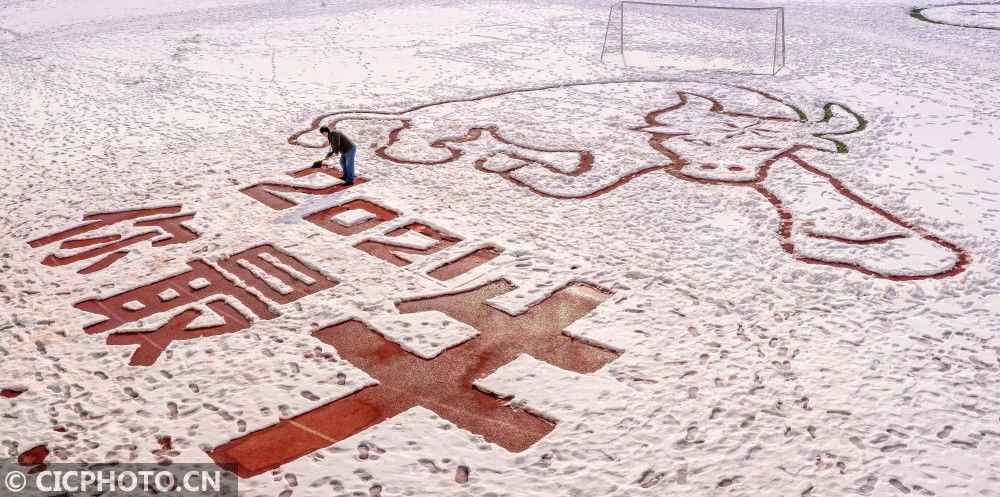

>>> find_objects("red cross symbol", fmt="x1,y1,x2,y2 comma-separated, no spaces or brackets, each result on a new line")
209,278,620,477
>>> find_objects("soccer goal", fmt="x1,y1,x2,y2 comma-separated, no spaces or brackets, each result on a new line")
601,2,786,75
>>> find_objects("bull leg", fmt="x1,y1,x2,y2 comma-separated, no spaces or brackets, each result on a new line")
761,155,967,280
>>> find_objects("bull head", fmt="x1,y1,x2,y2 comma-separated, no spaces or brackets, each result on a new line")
634,92,867,183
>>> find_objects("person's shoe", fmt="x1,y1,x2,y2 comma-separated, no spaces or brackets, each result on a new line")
312,161,323,168
343,181,354,186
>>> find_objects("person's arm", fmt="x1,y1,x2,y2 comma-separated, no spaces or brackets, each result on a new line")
313,134,337,166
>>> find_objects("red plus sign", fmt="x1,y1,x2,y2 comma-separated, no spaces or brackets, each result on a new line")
210,279,619,477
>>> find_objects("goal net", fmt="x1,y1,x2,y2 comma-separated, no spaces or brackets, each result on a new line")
602,2,786,75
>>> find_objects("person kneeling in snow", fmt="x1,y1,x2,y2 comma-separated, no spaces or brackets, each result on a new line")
312,126,357,185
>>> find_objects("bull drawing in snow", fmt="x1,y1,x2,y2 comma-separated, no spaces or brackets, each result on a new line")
288,81,968,280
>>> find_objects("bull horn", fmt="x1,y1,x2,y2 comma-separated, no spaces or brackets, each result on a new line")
811,102,868,154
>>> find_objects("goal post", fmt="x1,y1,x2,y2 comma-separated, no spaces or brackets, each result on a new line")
601,2,786,75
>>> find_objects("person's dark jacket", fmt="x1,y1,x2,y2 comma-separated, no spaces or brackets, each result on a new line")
328,130,355,154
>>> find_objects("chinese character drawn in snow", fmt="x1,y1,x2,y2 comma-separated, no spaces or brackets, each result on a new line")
74,244,337,366
289,81,968,280
211,279,619,477
28,205,199,274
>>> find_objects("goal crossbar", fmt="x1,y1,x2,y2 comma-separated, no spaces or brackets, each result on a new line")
601,1,786,75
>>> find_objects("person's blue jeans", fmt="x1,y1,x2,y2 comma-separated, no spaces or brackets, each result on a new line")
339,147,356,184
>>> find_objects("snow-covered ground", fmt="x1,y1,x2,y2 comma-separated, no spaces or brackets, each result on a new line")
1,0,998,496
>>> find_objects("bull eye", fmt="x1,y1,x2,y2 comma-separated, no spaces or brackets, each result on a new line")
740,146,778,152
727,166,745,172
699,164,718,170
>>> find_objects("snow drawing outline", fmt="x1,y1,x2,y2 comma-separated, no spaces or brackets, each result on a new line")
289,81,969,281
